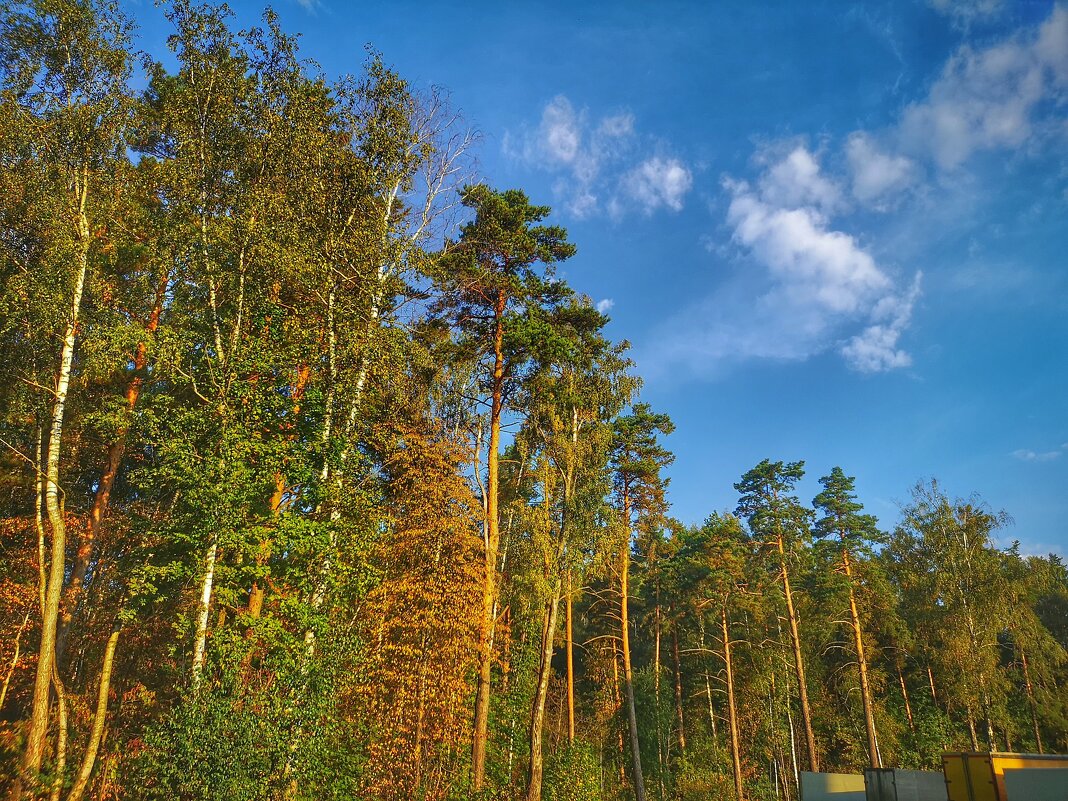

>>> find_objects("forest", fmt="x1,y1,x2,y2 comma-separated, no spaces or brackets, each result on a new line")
0,1,1066,799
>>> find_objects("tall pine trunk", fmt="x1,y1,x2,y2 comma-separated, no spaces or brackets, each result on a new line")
842,549,879,767
672,620,686,754
897,665,914,731
722,604,744,801
620,492,647,801
472,294,505,790
776,533,818,772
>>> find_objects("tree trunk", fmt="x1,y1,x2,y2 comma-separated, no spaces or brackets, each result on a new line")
610,640,627,787
66,621,120,801
722,604,744,801
842,549,879,768
48,666,67,801
22,226,90,781
56,271,168,668
191,536,218,685
620,492,647,801
966,706,979,751
1020,648,1043,753
566,571,576,744
525,579,562,801
653,598,665,801
777,534,818,772
699,619,717,741
898,665,914,731
672,620,686,754
472,294,505,791
0,610,30,712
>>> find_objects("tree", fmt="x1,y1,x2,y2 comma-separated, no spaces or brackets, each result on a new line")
678,514,751,800
735,460,819,772
609,404,674,801
813,467,885,769
518,301,634,801
357,424,483,801
889,481,1010,751
432,185,575,791
0,0,133,789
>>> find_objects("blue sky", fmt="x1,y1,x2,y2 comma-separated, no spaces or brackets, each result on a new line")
126,0,1068,554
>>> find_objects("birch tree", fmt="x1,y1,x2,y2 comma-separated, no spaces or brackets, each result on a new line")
0,0,132,789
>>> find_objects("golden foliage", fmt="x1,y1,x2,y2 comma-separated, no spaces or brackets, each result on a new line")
357,425,484,801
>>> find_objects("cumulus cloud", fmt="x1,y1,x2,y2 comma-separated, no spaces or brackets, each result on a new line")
845,133,919,206
596,298,615,314
1036,5,1068,88
725,172,890,314
505,95,692,218
840,273,922,372
621,157,693,214
757,146,843,213
646,148,919,375
900,7,1068,169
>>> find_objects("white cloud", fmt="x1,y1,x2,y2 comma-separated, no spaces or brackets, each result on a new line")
599,113,635,139
845,132,919,206
757,146,842,214
927,0,1004,27
505,95,692,218
596,298,615,314
841,273,922,372
725,160,891,315
647,149,919,376
622,157,693,214
1036,5,1068,88
1012,447,1064,462
656,7,1065,381
1012,448,1063,461
540,96,583,165
900,8,1068,169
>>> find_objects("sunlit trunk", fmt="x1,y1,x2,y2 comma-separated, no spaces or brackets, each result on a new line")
67,621,121,801
672,617,686,754
47,666,67,801
776,533,818,771
56,271,168,668
722,604,744,801
191,536,218,684
620,491,647,801
566,571,576,744
23,213,90,779
525,579,562,801
898,665,914,731
472,293,505,790
842,548,879,767
1021,649,1043,753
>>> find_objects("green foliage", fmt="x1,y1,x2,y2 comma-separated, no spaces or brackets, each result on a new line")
125,683,291,801
544,742,601,801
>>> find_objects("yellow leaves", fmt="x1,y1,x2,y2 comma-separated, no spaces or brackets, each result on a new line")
355,424,483,801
